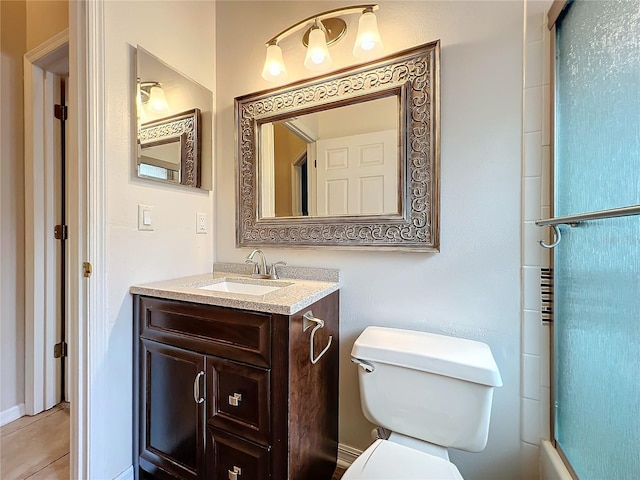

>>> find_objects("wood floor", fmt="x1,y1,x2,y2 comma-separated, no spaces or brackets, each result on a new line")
0,404,343,480
332,466,347,480
0,404,69,480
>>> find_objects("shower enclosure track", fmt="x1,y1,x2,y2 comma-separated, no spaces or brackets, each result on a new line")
536,204,640,227
536,205,640,249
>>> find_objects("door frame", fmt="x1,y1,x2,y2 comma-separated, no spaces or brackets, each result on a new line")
25,2,108,477
68,1,107,478
23,29,68,417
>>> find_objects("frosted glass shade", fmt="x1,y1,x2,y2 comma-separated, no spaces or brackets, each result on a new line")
304,28,332,71
147,86,169,113
262,44,288,82
353,11,384,58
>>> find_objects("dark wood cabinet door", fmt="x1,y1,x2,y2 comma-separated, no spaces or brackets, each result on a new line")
206,356,271,446
140,339,205,480
207,427,270,480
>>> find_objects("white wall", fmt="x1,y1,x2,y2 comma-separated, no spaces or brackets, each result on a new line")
0,0,26,419
216,1,523,478
25,0,68,51
99,1,215,476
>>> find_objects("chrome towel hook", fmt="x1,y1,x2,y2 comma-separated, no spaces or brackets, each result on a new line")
539,224,562,249
303,311,333,365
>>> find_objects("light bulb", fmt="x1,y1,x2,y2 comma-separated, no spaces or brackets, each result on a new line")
353,11,384,58
262,43,288,82
304,27,332,71
147,86,169,113
311,50,324,65
269,63,282,76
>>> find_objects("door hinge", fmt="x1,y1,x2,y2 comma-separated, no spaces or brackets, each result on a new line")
83,262,92,278
54,224,68,240
54,104,68,121
54,342,68,358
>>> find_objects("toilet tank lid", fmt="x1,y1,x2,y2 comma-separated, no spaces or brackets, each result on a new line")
351,327,503,387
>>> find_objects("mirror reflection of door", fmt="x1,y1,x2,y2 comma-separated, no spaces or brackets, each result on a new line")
260,95,399,219
315,129,397,216
273,123,307,217
291,148,309,217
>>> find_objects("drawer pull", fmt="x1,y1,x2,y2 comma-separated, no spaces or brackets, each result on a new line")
228,393,242,407
193,371,205,404
303,311,333,365
228,466,242,480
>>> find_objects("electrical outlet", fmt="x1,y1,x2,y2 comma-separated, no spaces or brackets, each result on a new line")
196,212,207,234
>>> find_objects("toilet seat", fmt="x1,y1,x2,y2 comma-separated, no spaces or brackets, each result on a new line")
341,440,464,480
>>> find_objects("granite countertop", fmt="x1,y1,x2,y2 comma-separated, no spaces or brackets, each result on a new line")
129,263,341,315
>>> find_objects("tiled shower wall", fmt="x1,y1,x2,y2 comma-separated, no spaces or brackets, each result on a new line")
522,1,553,479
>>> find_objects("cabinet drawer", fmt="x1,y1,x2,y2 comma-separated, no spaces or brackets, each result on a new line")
139,296,271,367
207,427,270,480
207,357,270,445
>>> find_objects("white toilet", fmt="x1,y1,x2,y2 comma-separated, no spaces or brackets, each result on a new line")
344,326,503,479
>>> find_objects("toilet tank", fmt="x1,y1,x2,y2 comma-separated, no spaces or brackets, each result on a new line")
351,327,503,452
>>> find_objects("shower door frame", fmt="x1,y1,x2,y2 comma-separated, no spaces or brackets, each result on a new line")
546,1,570,477
544,1,638,478
545,0,561,449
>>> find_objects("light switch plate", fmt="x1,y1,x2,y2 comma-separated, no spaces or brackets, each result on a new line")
196,212,207,234
138,204,154,231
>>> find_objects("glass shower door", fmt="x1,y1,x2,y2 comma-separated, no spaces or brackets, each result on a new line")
553,1,640,478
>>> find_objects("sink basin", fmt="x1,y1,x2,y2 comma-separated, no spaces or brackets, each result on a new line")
198,280,284,296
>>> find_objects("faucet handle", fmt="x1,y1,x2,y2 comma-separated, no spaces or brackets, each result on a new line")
270,261,287,279
244,258,259,274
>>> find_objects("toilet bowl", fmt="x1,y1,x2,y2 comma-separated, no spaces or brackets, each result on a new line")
344,326,502,479
341,439,463,480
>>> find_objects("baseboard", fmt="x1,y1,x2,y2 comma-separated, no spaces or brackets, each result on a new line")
338,443,363,469
113,465,134,480
0,403,25,427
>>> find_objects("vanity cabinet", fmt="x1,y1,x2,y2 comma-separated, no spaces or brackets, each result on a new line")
133,291,339,480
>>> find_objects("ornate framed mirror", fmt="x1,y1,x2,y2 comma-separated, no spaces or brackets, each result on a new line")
235,40,440,251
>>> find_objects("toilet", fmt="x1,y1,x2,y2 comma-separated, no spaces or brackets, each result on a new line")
344,326,503,479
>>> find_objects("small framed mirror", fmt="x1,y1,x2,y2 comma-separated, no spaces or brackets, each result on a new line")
138,109,200,185
235,41,440,251
136,46,213,189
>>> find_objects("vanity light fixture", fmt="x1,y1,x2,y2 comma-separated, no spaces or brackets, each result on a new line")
353,8,384,58
261,4,383,82
139,81,170,114
303,19,333,71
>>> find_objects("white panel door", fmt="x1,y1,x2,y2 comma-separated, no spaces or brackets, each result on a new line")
315,129,397,216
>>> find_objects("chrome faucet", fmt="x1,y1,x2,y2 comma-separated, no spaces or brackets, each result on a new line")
245,249,268,277
244,249,286,279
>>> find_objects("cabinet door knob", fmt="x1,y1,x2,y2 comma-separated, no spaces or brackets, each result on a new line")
193,371,205,404
228,393,242,406
228,466,242,479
